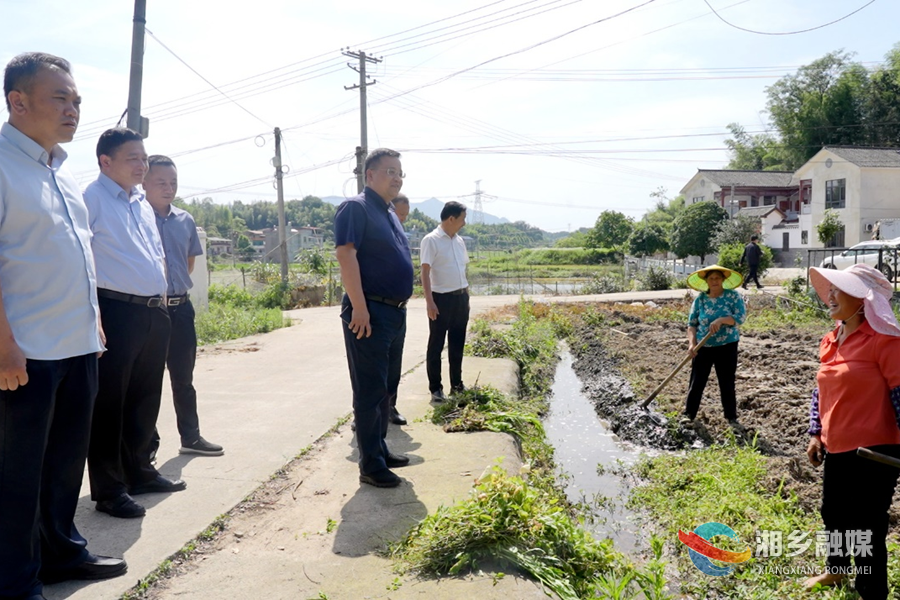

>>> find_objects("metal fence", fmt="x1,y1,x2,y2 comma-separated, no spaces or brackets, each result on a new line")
806,247,900,286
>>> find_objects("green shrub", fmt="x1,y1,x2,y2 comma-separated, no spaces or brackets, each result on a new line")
716,242,773,278
581,273,627,294
636,266,672,291
207,284,254,308
255,282,293,309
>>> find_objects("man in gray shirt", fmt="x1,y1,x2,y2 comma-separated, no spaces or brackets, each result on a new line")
145,154,223,458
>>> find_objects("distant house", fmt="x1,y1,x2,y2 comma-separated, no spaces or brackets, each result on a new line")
263,224,325,262
792,146,900,249
680,170,796,217
680,147,900,264
206,236,232,256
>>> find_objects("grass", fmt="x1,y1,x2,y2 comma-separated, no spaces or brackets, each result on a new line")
195,283,293,345
628,439,900,599
392,299,675,599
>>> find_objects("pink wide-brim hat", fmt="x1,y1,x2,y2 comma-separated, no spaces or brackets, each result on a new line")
809,263,900,337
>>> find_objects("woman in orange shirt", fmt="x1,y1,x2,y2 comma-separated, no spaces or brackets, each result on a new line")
805,264,900,599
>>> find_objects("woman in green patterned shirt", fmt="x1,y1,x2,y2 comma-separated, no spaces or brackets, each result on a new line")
682,265,747,425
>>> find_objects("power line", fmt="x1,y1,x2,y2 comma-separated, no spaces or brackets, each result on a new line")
702,0,877,36
145,28,272,127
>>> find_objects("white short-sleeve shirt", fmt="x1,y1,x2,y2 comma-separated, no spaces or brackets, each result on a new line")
420,226,469,293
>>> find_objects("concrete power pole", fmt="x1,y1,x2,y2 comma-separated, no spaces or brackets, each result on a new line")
126,0,149,137
343,49,381,193
730,183,737,218
273,128,289,284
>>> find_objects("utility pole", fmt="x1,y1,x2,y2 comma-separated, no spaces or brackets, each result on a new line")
343,49,381,193
273,128,289,284
729,183,737,218
126,0,149,137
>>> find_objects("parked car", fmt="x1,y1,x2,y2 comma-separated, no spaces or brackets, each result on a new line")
819,239,900,279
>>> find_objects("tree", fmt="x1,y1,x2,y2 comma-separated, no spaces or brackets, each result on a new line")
587,210,633,249
723,123,789,171
641,187,685,238
554,230,590,248
717,242,774,280
817,209,844,247
712,213,762,249
235,234,255,260
765,51,869,169
670,202,728,263
627,223,668,257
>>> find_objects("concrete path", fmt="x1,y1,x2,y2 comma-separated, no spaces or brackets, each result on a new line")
43,288,747,600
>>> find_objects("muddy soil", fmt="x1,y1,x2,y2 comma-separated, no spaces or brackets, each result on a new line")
567,295,900,527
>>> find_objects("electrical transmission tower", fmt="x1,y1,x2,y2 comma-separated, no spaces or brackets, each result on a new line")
342,49,381,193
460,180,496,224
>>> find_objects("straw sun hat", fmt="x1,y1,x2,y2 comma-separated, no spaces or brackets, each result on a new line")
809,263,900,337
687,264,744,293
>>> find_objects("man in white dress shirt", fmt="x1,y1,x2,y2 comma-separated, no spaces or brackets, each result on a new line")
420,201,469,402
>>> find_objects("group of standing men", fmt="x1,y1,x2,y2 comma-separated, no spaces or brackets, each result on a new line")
0,52,220,600
335,150,471,489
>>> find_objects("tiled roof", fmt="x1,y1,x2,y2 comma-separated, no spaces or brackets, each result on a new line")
736,206,784,218
825,147,900,168
698,170,795,187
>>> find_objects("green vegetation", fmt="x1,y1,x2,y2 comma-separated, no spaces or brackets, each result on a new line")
587,210,634,251
195,284,292,345
393,300,675,599
717,241,774,280
671,201,729,263
630,441,900,599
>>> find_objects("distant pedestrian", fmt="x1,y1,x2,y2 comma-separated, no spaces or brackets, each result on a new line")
85,128,186,520
335,148,413,488
391,193,410,224
0,52,126,598
144,155,223,458
740,234,763,289
682,265,746,426
804,263,900,599
421,201,470,402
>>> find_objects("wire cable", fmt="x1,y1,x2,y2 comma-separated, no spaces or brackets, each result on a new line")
702,0,877,35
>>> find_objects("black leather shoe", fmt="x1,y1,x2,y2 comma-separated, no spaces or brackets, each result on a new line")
359,469,401,488
40,553,128,583
385,452,410,468
96,494,146,518
390,407,407,425
130,475,187,495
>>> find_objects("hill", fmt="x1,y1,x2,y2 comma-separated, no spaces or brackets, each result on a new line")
321,195,510,225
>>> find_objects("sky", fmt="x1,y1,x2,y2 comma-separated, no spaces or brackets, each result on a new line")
1,0,898,232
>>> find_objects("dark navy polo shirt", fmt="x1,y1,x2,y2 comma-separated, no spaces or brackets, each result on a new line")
334,187,413,301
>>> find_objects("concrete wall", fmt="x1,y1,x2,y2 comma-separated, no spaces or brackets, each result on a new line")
794,150,861,248
859,168,900,238
190,229,209,310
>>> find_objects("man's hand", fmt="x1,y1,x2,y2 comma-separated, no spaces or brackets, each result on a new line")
348,305,372,339
0,340,28,391
97,322,107,358
806,436,824,467
426,299,439,321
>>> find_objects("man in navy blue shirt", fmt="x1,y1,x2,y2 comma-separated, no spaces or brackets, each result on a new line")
334,148,413,488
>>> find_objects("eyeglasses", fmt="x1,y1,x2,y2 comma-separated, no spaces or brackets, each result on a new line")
376,167,406,179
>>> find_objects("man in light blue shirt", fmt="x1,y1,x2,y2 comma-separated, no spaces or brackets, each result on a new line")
0,52,126,600
84,128,185,521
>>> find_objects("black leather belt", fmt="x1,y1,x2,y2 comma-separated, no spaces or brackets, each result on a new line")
365,294,409,309
167,294,189,306
435,287,468,296
98,288,164,308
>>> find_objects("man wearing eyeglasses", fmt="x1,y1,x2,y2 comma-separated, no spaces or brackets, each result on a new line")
335,148,414,488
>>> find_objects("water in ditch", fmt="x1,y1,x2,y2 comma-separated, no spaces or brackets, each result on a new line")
544,347,645,554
